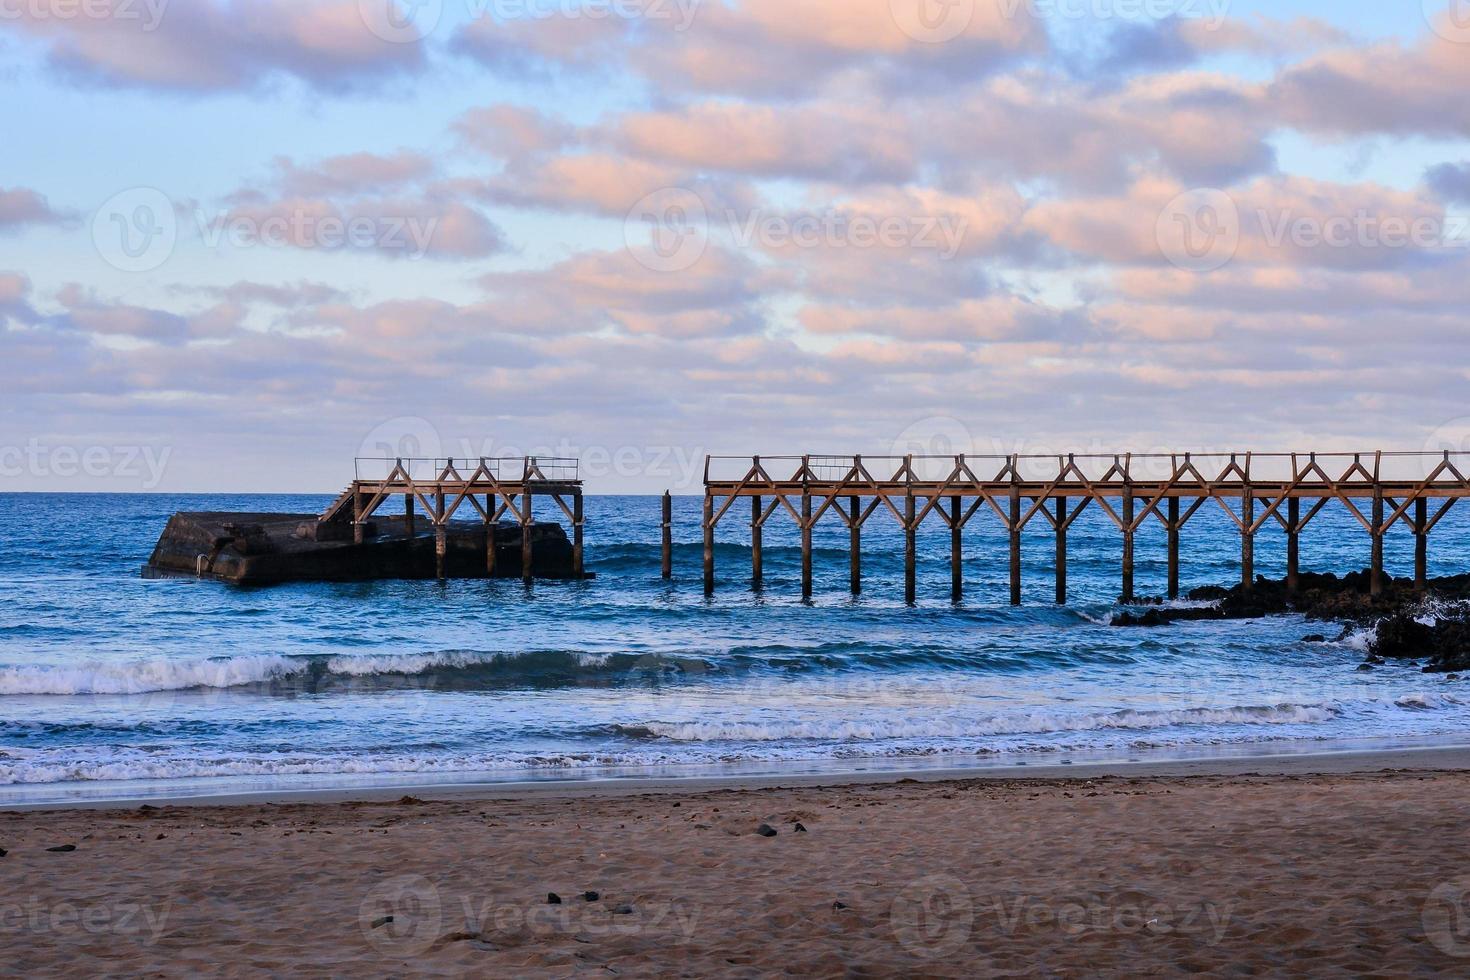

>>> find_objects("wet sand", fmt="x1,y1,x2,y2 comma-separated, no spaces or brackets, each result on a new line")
5,759,1470,975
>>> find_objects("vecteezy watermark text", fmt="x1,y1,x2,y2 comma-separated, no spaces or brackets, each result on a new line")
0,440,171,489
0,898,171,944
0,0,168,30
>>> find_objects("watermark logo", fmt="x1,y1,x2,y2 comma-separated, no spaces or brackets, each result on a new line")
1156,188,1240,273
357,417,444,479
0,898,171,943
358,0,443,43
997,0,1229,30
360,875,443,955
890,0,975,43
1426,0,1470,44
0,439,171,489
92,187,177,274
889,416,977,461
1424,878,1470,957
625,187,710,273
890,874,974,958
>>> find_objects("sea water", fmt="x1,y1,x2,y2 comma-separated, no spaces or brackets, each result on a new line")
0,493,1466,804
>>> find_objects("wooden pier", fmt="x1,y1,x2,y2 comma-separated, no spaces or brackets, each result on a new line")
696,453,1467,603
320,456,583,581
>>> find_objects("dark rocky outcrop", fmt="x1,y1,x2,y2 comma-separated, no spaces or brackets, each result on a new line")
1111,569,1470,674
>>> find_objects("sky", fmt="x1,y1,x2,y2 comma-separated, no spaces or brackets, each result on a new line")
1,0,1469,493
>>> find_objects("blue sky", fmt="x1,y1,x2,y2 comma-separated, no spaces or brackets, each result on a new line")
1,1,1468,492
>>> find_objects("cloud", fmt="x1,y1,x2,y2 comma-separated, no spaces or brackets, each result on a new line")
6,0,426,93
0,187,67,231
1427,163,1470,204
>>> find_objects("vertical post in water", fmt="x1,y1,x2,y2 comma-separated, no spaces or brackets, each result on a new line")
1241,483,1254,593
405,490,415,537
485,493,498,578
950,495,963,602
1009,474,1022,607
352,489,364,545
1371,487,1385,597
434,475,447,580
702,491,715,594
904,459,917,606
660,491,672,580
572,491,584,580
849,494,862,595
750,493,763,587
801,456,813,600
1286,496,1300,594
1166,495,1180,600
1415,497,1429,591
521,459,534,583
1121,479,1135,604
1054,495,1068,605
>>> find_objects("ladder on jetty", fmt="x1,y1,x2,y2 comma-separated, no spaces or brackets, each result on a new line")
321,456,583,580
697,452,1468,605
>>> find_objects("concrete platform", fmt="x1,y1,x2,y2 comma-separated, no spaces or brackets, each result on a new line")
143,512,580,584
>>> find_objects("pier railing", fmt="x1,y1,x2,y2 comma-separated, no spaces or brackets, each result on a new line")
697,451,1470,604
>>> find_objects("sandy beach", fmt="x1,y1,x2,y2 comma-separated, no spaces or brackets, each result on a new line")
5,755,1470,976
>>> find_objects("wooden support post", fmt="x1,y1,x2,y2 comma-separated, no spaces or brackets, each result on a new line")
521,491,534,583
661,491,672,580
1371,489,1384,597
1286,497,1300,594
572,492,584,580
1121,485,1134,603
1415,497,1429,591
849,495,861,595
405,492,415,536
435,527,447,581
703,492,715,594
1054,496,1067,605
1009,486,1022,607
1167,496,1180,600
751,494,763,587
352,490,364,545
485,494,497,577
950,496,963,602
1241,486,1254,592
801,490,813,600
904,487,916,606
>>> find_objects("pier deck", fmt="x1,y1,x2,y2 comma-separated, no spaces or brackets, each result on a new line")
697,452,1468,604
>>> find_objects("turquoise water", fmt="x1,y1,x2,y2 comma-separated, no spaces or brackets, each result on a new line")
0,493,1467,804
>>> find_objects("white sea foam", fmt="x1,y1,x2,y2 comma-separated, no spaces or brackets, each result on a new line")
633,703,1342,743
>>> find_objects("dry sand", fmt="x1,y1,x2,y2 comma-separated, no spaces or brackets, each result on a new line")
5,764,1470,976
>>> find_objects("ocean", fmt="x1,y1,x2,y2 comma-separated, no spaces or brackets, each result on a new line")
1,492,1467,805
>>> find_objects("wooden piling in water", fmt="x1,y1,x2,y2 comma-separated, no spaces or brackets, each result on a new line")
1166,496,1180,599
661,491,672,580
703,493,715,594
1009,483,1022,607
1121,484,1134,603
572,493,584,580
849,495,861,595
903,483,916,606
1371,488,1385,597
801,487,813,600
950,496,963,602
1241,483,1254,592
1286,496,1300,594
1054,496,1067,604
1416,496,1429,591
521,490,534,583
485,495,497,577
751,494,763,587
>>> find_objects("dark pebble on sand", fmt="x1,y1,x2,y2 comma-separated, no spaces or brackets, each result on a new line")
756,824,778,837
832,901,848,910
611,905,635,915
47,844,76,852
584,891,600,902
370,915,394,929
0,847,7,858
547,893,562,905
794,822,808,833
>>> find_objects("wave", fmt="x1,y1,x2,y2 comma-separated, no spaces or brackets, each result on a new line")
613,702,1344,743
